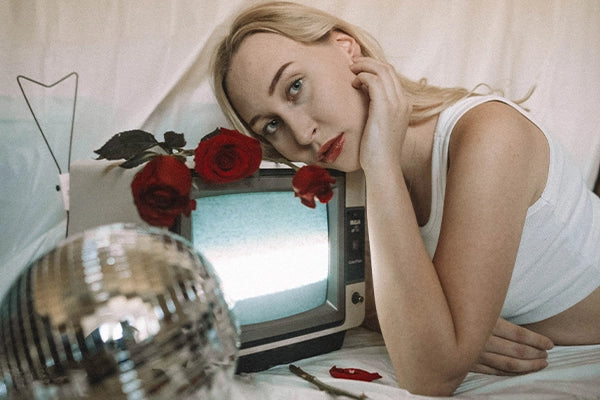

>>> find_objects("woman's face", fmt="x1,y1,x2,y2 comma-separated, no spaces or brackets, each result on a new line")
226,31,368,172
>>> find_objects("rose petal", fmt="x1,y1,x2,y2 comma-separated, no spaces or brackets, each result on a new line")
329,366,382,382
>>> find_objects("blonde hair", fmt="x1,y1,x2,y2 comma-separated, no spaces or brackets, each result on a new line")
211,1,524,162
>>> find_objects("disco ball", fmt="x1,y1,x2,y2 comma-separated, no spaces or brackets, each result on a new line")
0,224,239,399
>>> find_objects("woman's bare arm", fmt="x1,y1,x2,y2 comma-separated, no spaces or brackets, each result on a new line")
353,57,548,395
364,257,554,376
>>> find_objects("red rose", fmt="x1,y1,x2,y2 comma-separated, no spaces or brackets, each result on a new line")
292,165,336,208
194,128,262,184
131,155,196,228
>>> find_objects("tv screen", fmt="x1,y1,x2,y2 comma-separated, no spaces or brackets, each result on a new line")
178,168,365,372
190,190,329,326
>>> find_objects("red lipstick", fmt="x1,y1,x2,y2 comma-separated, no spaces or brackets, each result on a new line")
318,133,345,164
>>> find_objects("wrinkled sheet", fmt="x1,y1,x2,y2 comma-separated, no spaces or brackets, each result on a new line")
229,328,600,399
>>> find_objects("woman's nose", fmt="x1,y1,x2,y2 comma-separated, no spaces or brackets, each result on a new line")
288,114,316,146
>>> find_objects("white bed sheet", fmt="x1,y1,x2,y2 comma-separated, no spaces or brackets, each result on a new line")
229,328,600,399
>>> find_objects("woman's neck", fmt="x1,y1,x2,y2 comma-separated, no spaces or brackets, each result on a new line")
402,115,438,226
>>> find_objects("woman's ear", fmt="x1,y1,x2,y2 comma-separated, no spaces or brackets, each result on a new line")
330,30,362,59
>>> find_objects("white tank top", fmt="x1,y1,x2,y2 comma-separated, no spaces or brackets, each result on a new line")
420,95,600,324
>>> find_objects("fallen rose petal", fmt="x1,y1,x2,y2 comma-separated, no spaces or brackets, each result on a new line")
329,366,382,382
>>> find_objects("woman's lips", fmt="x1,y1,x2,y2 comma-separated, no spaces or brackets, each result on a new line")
318,133,345,163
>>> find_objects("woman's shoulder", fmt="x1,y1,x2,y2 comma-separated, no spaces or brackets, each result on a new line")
449,99,545,159
446,99,550,205
453,99,536,138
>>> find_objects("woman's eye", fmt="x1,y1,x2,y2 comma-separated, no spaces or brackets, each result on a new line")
263,119,279,136
288,78,303,100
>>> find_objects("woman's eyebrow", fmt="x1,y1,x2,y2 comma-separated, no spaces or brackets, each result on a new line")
268,61,293,95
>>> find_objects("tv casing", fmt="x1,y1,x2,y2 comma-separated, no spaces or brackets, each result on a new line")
177,168,366,372
66,160,366,373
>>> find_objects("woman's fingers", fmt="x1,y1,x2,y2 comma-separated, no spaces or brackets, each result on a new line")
471,356,547,376
483,333,548,360
348,56,411,171
350,56,406,107
493,317,554,350
473,337,549,375
471,318,554,375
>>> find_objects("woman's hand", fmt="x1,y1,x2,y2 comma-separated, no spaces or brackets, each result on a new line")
471,317,554,375
349,56,411,174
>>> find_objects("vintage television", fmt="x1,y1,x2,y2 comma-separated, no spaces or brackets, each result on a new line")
176,167,366,372
67,162,366,373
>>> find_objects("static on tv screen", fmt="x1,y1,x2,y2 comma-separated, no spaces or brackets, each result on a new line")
190,191,330,326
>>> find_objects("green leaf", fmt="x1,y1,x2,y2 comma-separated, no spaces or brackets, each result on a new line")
163,131,186,149
119,150,159,169
94,130,158,160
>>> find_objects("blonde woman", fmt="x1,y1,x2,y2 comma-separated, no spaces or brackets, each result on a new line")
211,1,600,396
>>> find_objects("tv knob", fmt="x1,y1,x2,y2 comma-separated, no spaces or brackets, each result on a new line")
351,292,364,304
